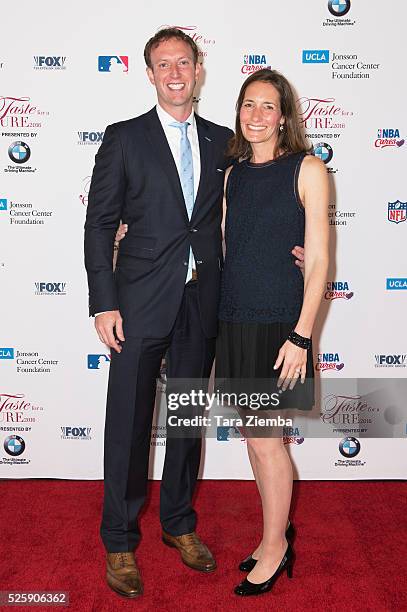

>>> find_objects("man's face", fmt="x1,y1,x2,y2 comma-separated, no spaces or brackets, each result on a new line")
146,38,201,113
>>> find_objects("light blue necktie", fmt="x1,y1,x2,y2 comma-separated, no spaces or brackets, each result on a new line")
170,121,195,278
169,121,195,218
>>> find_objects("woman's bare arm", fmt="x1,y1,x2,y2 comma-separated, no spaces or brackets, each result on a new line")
295,155,330,338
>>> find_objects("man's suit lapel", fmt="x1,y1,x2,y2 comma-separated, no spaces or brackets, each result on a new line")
144,108,189,223
191,114,211,223
144,108,213,224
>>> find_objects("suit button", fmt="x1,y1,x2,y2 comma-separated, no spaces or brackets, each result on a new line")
183,261,188,266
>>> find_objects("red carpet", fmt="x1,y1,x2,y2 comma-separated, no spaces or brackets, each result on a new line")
0,480,404,611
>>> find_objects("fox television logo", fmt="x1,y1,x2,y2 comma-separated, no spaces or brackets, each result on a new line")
61,427,92,440
34,56,66,69
78,131,104,145
375,354,406,368
35,282,66,295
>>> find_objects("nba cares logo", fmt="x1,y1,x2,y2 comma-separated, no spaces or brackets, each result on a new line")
316,353,345,372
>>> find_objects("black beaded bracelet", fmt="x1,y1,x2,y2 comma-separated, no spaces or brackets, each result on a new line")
287,330,311,350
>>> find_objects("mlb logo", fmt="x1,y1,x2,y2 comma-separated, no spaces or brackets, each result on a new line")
87,354,111,369
388,201,407,224
217,426,241,441
0,198,7,211
98,56,128,73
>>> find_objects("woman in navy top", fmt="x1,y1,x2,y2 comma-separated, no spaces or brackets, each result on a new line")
216,69,329,597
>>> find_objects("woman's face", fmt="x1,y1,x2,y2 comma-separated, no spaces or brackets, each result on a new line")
239,81,284,146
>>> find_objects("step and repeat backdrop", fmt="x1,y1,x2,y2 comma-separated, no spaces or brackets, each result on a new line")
1,0,406,479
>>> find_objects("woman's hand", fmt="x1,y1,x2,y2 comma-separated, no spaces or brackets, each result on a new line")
112,223,128,270
273,340,307,391
114,223,128,247
291,245,305,275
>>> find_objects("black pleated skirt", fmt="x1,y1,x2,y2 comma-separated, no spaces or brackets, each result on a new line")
215,320,314,410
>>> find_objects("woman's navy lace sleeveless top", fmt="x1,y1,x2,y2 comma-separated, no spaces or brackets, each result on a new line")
218,151,307,324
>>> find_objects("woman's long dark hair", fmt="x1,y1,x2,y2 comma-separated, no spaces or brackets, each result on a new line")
227,68,310,160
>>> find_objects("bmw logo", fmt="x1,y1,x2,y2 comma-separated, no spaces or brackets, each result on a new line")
339,437,360,458
4,435,26,456
328,0,351,17
8,141,31,164
314,142,333,164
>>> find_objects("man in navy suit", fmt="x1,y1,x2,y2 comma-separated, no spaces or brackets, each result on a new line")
84,28,233,597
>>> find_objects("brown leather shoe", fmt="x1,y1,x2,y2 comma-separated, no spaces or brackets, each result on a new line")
162,531,216,572
106,552,143,598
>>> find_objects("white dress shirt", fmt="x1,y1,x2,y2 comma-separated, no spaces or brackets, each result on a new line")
95,104,201,316
155,104,201,201
156,103,200,283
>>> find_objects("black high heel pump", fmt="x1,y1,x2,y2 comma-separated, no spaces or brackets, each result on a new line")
234,542,294,597
238,521,295,572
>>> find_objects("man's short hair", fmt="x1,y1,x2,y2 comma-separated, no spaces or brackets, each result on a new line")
144,27,199,68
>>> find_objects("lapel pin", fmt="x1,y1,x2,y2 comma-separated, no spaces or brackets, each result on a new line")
204,136,212,142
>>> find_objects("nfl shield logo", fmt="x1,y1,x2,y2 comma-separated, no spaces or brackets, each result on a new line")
388,201,407,224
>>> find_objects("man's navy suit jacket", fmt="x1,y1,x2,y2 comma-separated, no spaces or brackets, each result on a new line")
84,107,233,338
